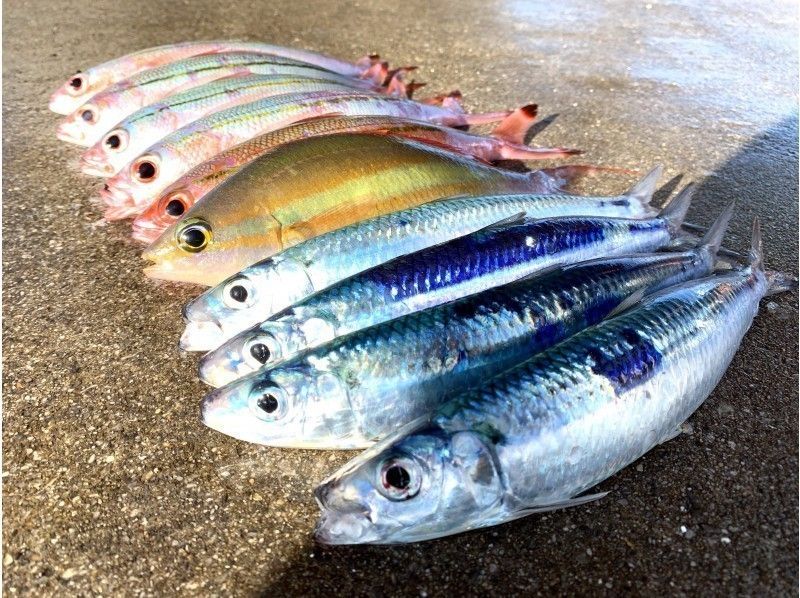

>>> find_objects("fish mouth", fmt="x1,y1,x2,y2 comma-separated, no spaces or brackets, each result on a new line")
49,92,78,116
131,219,165,244
80,154,115,177
313,487,380,545
180,319,226,353
99,184,133,207
56,121,86,145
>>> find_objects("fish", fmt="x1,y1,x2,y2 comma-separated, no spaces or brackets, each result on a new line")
196,185,692,387
132,109,581,243
50,40,386,115
57,52,396,147
102,95,510,222
199,204,731,448
180,165,665,352
78,74,391,177
312,219,795,545
141,134,619,286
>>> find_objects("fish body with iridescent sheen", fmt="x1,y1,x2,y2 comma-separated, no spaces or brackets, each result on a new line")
201,238,723,448
104,97,510,222
80,75,383,177
313,222,790,544
141,134,611,286
133,111,580,243
180,166,665,352
197,189,691,386
49,40,381,114
57,52,388,147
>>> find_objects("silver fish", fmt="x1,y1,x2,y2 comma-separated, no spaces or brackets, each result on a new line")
197,184,692,387
181,166,665,352
200,203,731,448
313,219,794,544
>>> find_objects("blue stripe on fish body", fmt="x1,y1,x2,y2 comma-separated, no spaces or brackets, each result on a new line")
367,219,611,301
585,327,662,392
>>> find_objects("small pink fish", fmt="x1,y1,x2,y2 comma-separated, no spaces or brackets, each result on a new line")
49,40,387,115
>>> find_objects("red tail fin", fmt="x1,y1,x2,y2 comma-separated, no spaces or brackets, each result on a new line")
491,104,538,144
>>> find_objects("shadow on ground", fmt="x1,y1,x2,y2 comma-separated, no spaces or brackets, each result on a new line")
258,115,799,596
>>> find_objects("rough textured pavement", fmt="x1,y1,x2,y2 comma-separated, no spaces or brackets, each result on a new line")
3,0,798,595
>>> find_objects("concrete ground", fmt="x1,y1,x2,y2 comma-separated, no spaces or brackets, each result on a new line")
3,0,798,595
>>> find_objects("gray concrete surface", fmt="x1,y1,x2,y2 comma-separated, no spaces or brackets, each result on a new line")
3,0,798,595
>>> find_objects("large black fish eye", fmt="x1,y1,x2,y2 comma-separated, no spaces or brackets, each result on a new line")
105,134,121,149
137,161,156,180
384,464,411,490
165,199,185,217
249,343,270,364
229,284,248,303
81,109,95,122
177,219,212,253
70,76,83,90
257,393,279,414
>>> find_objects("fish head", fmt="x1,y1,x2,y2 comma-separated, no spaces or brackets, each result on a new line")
132,185,198,243
101,148,185,217
196,311,333,385
56,95,120,147
80,126,135,177
201,365,358,448
180,257,315,352
49,70,107,115
314,422,504,544
141,179,283,286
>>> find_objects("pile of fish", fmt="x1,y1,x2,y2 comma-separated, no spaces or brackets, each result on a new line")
51,40,793,545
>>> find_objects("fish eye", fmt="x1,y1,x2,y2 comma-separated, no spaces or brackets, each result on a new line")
161,192,190,219
68,74,84,93
80,108,96,123
132,155,159,182
222,277,256,309
378,456,422,500
176,218,212,253
248,385,288,421
243,335,276,368
258,393,279,413
103,129,128,152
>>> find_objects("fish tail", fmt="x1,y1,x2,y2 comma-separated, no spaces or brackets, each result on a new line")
624,164,662,206
659,183,694,235
698,201,735,261
491,104,538,144
362,59,389,85
748,217,798,296
386,71,425,99
417,89,462,106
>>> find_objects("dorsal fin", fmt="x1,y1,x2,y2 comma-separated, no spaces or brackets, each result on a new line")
658,183,695,234
698,201,735,259
624,165,662,203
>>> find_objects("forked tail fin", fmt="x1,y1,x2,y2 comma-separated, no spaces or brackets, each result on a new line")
659,183,694,235
749,217,800,296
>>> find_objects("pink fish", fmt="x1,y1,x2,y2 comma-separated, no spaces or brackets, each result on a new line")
49,40,387,115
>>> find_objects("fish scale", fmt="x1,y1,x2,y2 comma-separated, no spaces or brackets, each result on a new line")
81,75,369,176
200,246,720,448
106,96,509,222
58,52,378,147
197,199,690,388
438,271,765,512
180,181,662,353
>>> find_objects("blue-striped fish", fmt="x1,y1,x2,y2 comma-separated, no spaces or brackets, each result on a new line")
197,184,693,387
313,219,794,544
181,166,665,352
200,203,731,448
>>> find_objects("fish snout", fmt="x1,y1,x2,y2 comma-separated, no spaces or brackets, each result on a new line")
80,148,115,177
